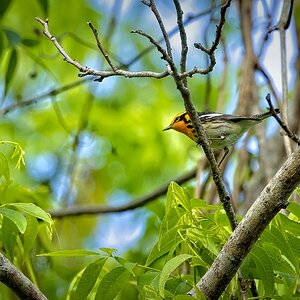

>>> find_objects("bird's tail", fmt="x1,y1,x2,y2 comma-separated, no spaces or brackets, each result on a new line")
252,108,280,121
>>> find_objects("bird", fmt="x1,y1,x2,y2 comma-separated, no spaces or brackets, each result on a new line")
163,109,280,166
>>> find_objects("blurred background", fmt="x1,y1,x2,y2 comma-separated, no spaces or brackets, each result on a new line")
0,0,299,298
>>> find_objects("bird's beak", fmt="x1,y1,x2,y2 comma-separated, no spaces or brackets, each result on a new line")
163,125,172,131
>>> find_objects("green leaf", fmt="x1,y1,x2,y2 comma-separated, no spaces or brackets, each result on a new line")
0,0,11,18
137,271,161,300
21,38,40,47
278,213,300,237
137,271,160,291
262,225,298,274
114,256,137,274
37,249,102,257
167,181,191,213
2,217,19,259
0,33,3,61
146,225,186,266
262,243,296,276
23,215,39,257
99,247,117,256
158,207,181,248
175,295,198,300
7,203,52,225
4,48,18,97
0,207,27,233
74,258,107,300
95,266,131,300
159,254,193,297
0,152,11,184
250,245,274,296
287,201,300,219
37,0,48,15
165,277,192,295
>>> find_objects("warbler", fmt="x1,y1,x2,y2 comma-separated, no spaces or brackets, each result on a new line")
164,109,280,165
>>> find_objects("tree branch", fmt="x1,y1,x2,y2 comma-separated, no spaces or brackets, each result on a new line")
266,93,300,145
87,21,117,71
189,147,300,299
35,17,170,79
0,253,48,300
49,168,197,218
0,78,89,115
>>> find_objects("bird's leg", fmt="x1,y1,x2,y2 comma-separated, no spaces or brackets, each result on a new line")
218,147,229,167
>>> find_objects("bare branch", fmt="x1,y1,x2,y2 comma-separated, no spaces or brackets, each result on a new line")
173,0,188,85
0,253,48,300
124,5,221,68
0,78,88,115
146,0,173,59
266,93,300,145
193,0,231,75
209,0,232,54
49,168,197,218
35,17,169,79
131,30,171,64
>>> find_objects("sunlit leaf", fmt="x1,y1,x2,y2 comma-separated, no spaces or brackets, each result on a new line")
98,247,117,256
146,225,187,266
167,181,191,213
2,216,19,259
262,226,298,274
95,266,131,300
23,215,39,257
0,207,27,233
74,258,107,300
37,249,102,257
287,201,300,219
250,245,274,296
158,254,192,297
0,33,3,61
0,152,11,184
7,203,52,224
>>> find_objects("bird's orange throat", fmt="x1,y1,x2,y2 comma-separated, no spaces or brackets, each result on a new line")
171,120,196,141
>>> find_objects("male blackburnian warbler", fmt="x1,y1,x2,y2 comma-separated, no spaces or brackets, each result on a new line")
164,109,280,166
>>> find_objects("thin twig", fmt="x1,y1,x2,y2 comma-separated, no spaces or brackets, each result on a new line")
146,0,173,59
0,78,89,115
131,30,171,64
266,93,300,145
87,21,117,71
124,4,221,68
173,0,188,86
35,17,169,79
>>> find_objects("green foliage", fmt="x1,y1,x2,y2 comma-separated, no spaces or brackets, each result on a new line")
43,183,300,299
